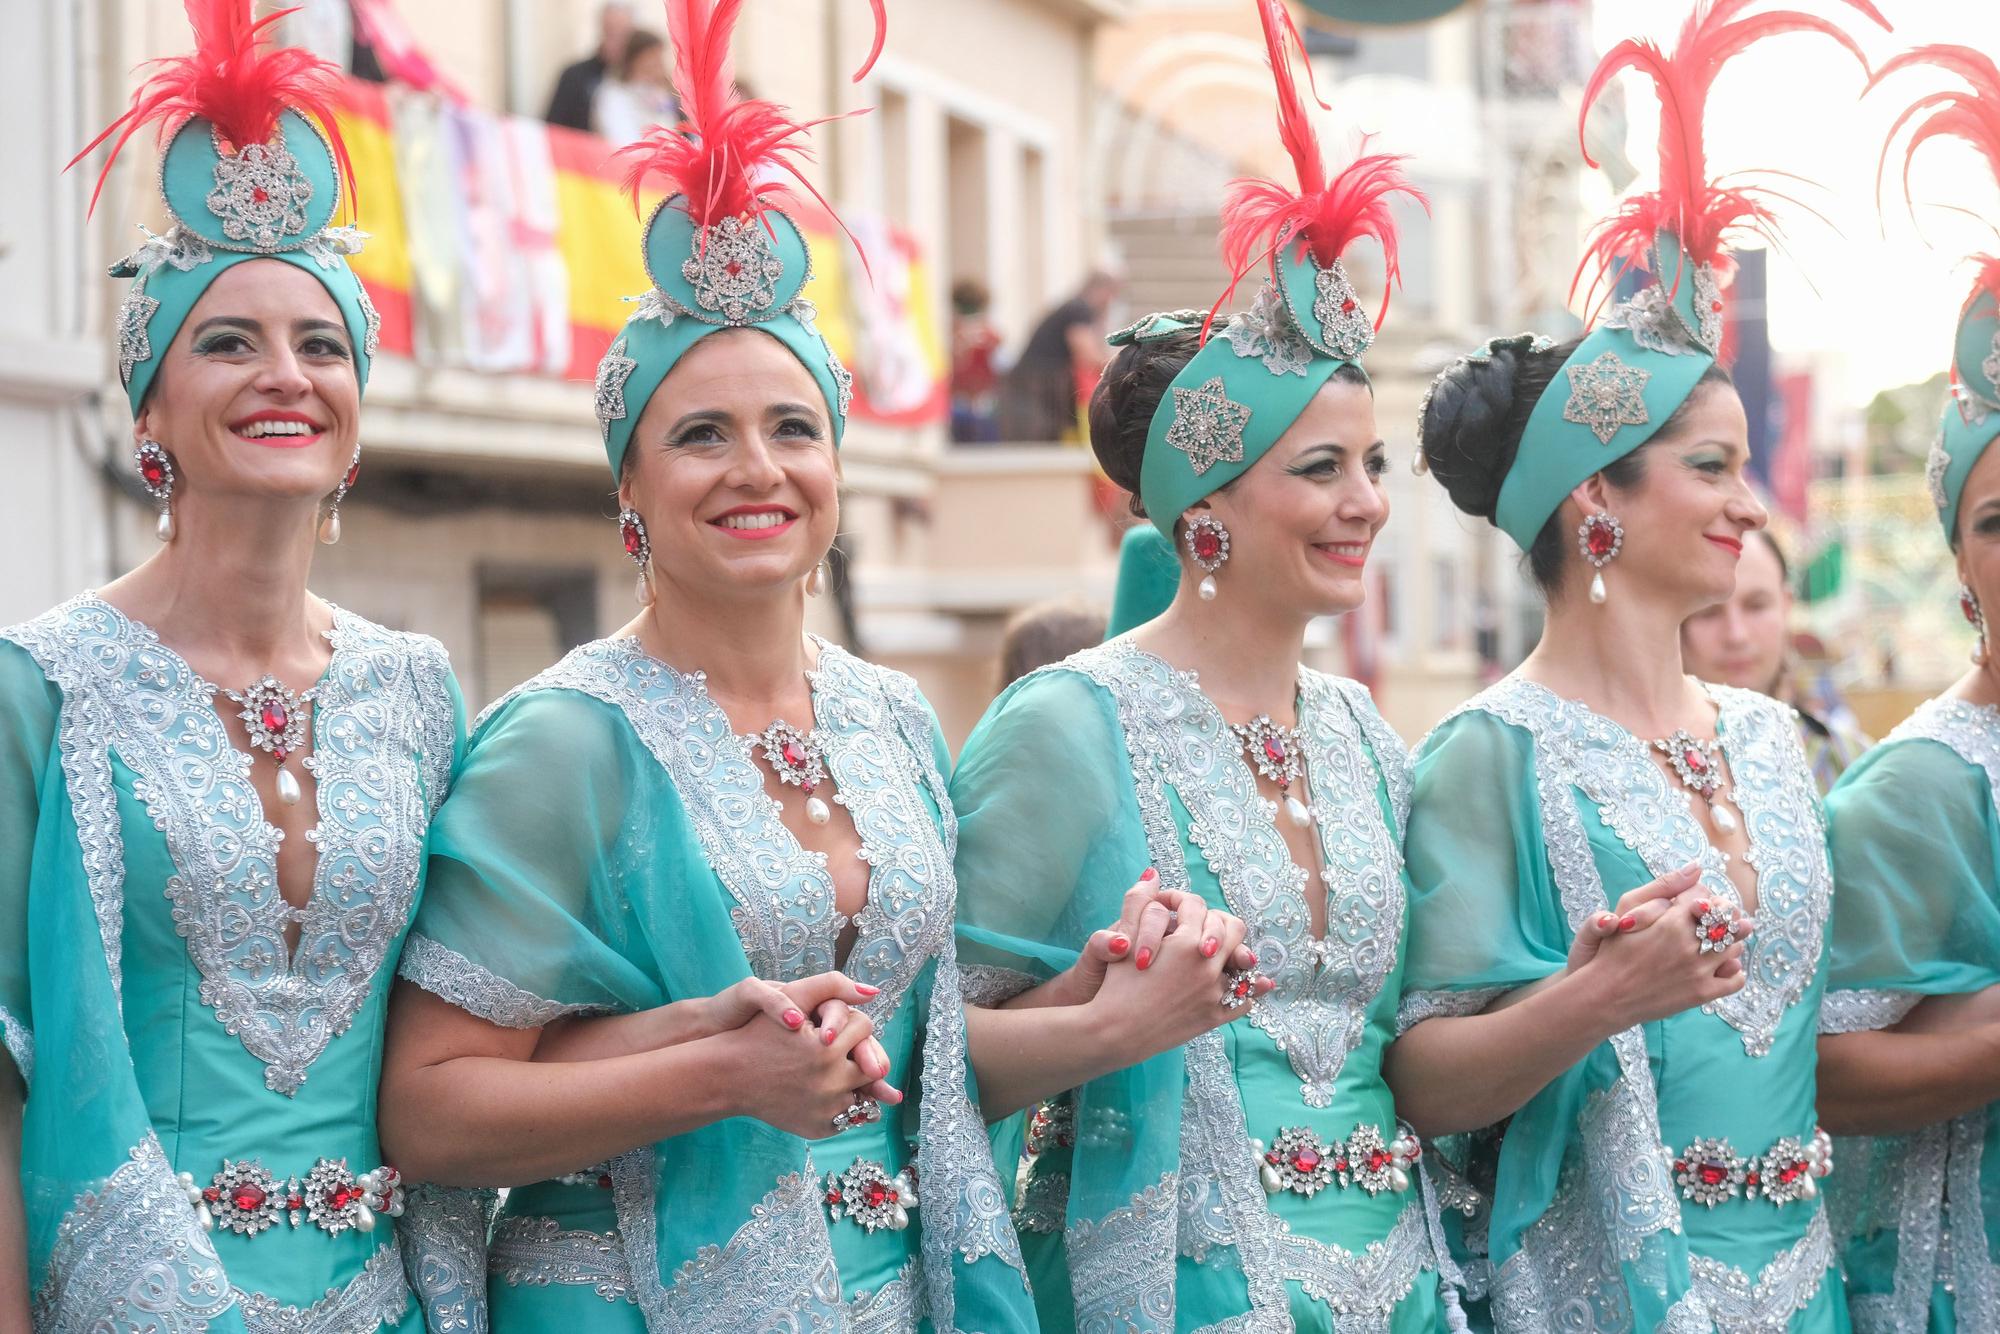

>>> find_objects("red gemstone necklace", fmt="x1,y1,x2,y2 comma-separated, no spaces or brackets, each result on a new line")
1650,728,1739,834
219,675,316,807
1231,714,1313,828
746,720,832,825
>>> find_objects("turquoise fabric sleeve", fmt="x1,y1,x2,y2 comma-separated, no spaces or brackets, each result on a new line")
1825,737,2000,998
1403,708,1570,994
951,669,1153,980
409,688,666,1020
0,642,57,1082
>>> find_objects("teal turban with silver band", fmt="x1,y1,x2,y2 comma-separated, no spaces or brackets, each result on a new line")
1127,0,1422,548
73,4,380,418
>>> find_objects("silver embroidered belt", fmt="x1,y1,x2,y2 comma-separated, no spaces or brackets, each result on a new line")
489,1216,635,1305
1255,1123,1422,1198
237,1241,412,1334
1672,1128,1832,1209
182,1157,405,1237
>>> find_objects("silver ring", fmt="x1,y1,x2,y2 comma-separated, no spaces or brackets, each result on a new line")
1221,969,1262,1011
832,1097,881,1131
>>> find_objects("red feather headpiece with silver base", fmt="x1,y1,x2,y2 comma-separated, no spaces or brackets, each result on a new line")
1573,0,1890,328
68,0,356,220
1211,0,1426,356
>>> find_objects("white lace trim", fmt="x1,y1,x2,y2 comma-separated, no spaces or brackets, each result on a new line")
236,1242,411,1334
1817,988,1920,1035
396,933,598,1029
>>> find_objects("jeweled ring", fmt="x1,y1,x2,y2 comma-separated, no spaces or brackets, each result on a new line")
832,1097,882,1131
1221,969,1261,1011
1695,902,1742,954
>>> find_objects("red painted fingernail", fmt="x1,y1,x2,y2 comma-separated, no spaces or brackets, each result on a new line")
1135,947,1153,970
1692,900,1707,915
1619,915,1637,931
1201,937,1219,958
823,1027,838,1045
1140,867,1158,883
782,1008,805,1029
854,983,879,996
1244,950,1258,967
1109,934,1130,954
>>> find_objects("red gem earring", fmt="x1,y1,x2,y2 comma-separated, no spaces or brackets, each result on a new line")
136,440,175,542
1963,583,1987,666
1578,511,1623,605
319,446,360,546
1184,513,1231,601
620,508,653,606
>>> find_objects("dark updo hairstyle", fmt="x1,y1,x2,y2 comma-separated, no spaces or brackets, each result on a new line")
1418,333,1733,594
1089,316,1369,520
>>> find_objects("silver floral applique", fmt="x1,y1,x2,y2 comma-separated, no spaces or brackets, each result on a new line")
594,336,638,442
682,215,785,323
205,132,315,252
1563,350,1652,444
1310,259,1375,360
1928,434,1954,514
115,287,160,388
1222,283,1313,377
1165,376,1251,475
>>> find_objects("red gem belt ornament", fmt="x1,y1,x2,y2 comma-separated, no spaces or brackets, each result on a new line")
177,1159,403,1236
824,1158,917,1232
746,720,832,825
1674,1129,1832,1208
1254,1124,1421,1197
1026,1099,1076,1157
1231,714,1312,828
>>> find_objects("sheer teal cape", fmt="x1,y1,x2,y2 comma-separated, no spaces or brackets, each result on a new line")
397,636,1034,1332
952,640,1450,1333
1822,698,2000,1330
0,594,462,1329
1402,679,1841,1332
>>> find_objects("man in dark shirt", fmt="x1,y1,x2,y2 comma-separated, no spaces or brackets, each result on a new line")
545,2,635,132
998,270,1121,443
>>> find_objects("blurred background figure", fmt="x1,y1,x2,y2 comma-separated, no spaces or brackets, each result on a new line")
544,0,634,130
996,599,1102,688
1681,529,1870,791
592,28,675,146
997,269,1121,444
949,278,1005,444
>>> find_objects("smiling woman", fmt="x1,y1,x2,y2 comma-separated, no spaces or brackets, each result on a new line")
0,3,465,1329
373,3,1038,1331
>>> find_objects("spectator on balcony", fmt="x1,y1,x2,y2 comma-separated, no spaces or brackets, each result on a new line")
997,269,1121,444
544,0,634,132
996,599,1102,689
949,278,1004,444
592,29,676,147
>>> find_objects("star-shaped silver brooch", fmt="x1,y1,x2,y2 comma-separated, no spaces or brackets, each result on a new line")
1562,351,1652,445
1166,376,1251,476
594,335,638,442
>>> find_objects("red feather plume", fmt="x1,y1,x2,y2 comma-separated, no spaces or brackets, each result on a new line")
614,0,884,240
1214,0,1426,336
1574,0,1889,313
68,1,355,221
1870,43,2000,306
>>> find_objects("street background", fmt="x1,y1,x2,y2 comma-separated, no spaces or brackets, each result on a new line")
2,0,1987,745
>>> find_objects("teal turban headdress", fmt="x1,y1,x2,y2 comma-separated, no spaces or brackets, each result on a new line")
592,0,887,479
1870,45,2000,542
1124,0,1424,547
1477,0,1886,553
72,0,379,419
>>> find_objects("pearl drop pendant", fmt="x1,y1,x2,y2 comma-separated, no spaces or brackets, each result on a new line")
1709,800,1737,834
1198,574,1218,601
317,507,341,545
1589,570,1607,604
156,507,176,543
1285,794,1312,828
276,764,303,807
806,794,831,825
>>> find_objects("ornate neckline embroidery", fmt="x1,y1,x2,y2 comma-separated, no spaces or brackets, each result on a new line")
1476,676,1830,1058
2,594,454,1094
1066,640,1407,1108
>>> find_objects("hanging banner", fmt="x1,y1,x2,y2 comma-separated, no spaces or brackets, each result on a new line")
332,80,944,424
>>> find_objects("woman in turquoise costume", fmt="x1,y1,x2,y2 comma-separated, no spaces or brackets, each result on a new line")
1816,45,2000,1332
0,4,461,1328
949,4,1461,1327
1391,4,1888,1329
375,3,1036,1331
